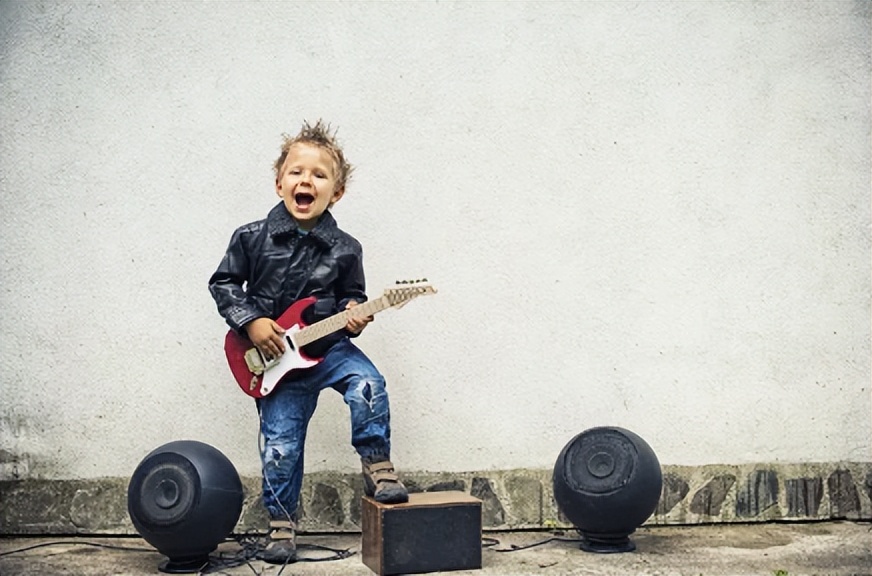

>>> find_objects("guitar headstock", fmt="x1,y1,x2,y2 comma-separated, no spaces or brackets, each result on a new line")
384,279,437,308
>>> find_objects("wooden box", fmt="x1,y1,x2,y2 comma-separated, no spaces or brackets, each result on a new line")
361,491,482,575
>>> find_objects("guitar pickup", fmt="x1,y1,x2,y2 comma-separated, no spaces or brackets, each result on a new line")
243,348,280,375
243,348,265,374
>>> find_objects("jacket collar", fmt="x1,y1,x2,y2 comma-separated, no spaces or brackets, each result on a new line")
266,202,337,247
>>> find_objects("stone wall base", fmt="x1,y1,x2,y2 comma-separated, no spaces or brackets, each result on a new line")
1,462,869,535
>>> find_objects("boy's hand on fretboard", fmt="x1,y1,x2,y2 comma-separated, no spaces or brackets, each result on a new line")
345,300,374,335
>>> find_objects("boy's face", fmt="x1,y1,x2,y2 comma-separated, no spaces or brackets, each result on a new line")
275,143,344,230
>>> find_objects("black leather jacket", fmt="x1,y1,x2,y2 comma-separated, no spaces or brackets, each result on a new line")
209,203,367,351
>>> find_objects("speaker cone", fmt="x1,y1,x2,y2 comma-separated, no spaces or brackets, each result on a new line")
129,454,199,527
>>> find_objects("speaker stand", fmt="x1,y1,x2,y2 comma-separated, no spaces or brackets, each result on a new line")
578,532,636,554
158,556,209,574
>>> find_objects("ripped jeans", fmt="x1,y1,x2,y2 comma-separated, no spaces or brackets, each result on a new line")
255,338,391,520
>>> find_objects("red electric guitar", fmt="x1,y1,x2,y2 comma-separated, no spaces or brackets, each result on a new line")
224,280,436,398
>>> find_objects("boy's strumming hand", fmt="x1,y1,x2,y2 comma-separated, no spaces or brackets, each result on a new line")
245,318,286,359
345,300,374,335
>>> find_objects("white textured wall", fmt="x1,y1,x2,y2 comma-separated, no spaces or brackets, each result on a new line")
0,1,868,480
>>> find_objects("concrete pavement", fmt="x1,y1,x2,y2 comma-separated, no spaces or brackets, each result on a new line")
0,521,869,575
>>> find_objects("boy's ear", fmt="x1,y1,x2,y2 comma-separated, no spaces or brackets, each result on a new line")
330,186,346,205
275,178,283,197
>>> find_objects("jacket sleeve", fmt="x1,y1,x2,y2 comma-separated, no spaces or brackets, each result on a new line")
208,228,264,333
337,243,368,338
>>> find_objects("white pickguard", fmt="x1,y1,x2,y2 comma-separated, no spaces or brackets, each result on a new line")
258,324,319,397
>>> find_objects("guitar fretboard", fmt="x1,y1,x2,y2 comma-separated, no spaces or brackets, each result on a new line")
294,296,392,346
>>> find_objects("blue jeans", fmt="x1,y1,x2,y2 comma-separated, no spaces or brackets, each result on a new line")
255,338,391,520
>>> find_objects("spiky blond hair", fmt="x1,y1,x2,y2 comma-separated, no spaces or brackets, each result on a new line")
273,120,354,190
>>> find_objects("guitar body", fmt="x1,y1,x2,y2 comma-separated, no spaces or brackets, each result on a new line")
224,296,321,399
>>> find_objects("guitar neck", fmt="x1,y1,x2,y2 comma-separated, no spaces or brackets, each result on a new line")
295,296,392,347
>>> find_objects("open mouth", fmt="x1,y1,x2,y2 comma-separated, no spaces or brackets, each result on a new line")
294,192,315,208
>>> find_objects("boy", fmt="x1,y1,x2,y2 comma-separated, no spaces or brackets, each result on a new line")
209,121,408,564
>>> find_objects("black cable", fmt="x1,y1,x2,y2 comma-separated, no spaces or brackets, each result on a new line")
482,535,582,552
200,536,260,575
252,399,356,567
0,534,354,575
263,542,357,576
1,533,575,573
200,534,355,574
0,540,155,557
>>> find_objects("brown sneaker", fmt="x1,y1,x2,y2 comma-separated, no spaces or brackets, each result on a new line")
258,518,297,564
362,459,409,504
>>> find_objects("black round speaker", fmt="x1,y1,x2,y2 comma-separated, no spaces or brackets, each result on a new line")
552,426,662,553
128,440,244,573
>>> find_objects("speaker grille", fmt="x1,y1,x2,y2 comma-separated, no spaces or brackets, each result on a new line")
563,428,638,494
129,453,200,528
